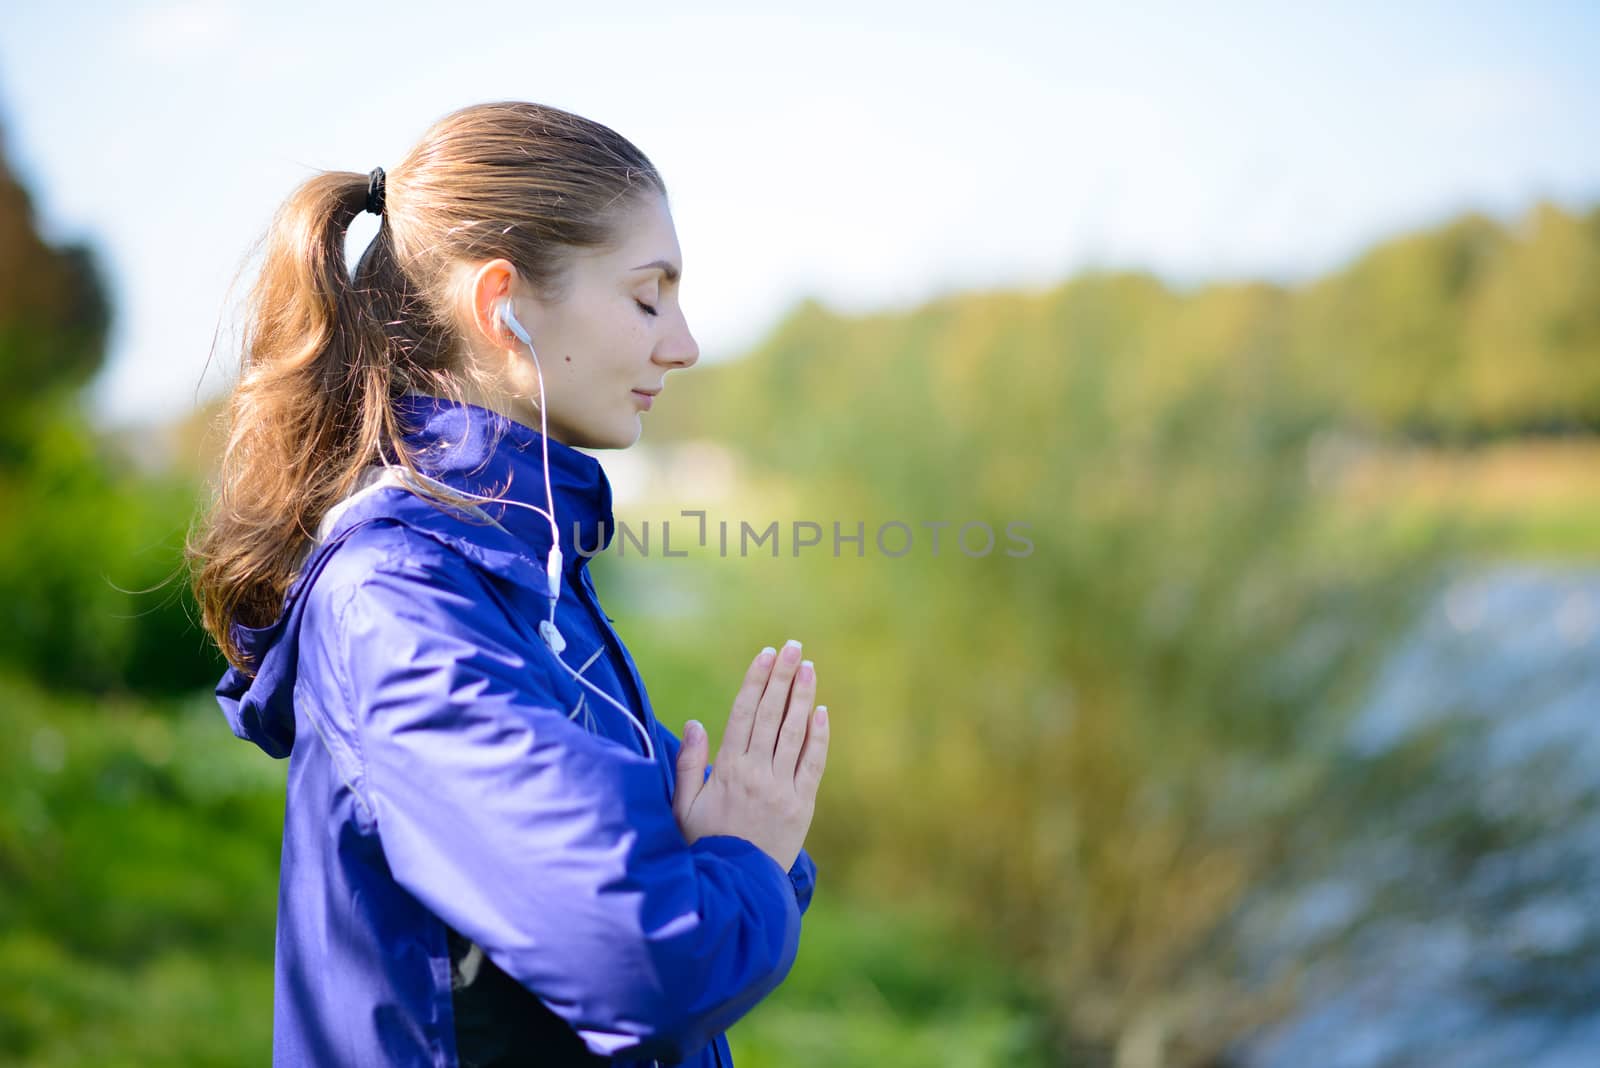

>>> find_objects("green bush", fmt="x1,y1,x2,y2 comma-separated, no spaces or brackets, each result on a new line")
0,676,280,1065
0,402,221,696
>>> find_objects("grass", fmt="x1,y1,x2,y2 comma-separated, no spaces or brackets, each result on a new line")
1333,437,1600,562
729,891,1054,1067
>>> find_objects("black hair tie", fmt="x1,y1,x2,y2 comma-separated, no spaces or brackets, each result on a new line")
365,166,387,217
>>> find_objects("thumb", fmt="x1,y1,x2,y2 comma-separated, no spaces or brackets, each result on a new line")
674,720,709,818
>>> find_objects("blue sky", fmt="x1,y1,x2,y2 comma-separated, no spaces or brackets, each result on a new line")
1,0,1596,429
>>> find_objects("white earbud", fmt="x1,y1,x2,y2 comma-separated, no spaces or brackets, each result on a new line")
498,297,534,346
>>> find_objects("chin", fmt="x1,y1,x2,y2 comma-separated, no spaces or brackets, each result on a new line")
615,418,644,450
575,417,642,451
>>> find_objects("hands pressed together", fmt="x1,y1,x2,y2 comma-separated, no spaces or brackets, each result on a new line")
672,640,829,872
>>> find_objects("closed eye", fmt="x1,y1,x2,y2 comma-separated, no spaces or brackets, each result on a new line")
635,299,658,317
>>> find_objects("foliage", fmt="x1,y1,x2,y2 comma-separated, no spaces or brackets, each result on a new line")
0,397,222,695
1287,202,1600,440
0,676,280,1065
0,122,111,458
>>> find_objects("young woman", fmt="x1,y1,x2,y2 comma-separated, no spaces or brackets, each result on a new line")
188,100,828,1068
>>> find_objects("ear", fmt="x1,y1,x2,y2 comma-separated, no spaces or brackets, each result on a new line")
463,258,522,348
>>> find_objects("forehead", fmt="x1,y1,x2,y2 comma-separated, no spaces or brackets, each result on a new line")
603,193,681,269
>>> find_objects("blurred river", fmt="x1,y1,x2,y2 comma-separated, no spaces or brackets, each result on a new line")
1238,562,1600,1068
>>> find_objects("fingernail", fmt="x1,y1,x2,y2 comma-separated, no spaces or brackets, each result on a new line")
800,659,814,681
784,638,802,661
758,646,776,665
816,706,828,727
685,719,702,742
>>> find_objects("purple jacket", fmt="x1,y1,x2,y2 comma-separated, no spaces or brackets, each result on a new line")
216,393,816,1067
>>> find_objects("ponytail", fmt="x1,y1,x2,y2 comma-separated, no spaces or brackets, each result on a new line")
187,172,397,669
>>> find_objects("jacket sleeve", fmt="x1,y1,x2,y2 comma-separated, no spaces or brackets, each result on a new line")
322,533,803,1063
655,724,818,916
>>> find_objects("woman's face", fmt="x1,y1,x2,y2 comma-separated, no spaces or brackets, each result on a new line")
492,191,699,450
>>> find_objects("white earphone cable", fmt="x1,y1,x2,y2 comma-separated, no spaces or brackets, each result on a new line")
379,461,656,761
495,297,656,762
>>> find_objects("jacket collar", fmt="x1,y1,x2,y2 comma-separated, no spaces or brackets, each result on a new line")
392,391,617,568
218,393,618,739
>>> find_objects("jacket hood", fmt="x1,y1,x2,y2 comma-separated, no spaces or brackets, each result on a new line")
215,392,619,758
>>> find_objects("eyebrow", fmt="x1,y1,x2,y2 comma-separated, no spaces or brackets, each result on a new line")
631,259,681,284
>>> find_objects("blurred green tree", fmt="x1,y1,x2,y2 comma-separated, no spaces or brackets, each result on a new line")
0,121,111,461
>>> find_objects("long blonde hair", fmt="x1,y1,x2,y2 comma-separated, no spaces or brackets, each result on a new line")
187,100,665,673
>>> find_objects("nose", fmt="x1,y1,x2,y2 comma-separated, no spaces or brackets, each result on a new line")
657,310,699,370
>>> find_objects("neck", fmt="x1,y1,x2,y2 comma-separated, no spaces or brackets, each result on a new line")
449,378,569,447
392,391,618,568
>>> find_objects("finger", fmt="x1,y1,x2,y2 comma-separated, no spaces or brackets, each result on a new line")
673,720,709,824
720,646,777,761
748,639,802,758
772,657,816,776
794,705,829,801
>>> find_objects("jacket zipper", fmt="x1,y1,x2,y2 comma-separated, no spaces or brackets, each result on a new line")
571,565,655,753
574,570,674,1068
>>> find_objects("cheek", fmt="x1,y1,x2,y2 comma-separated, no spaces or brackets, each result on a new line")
630,304,656,342
619,313,655,360
575,326,641,391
